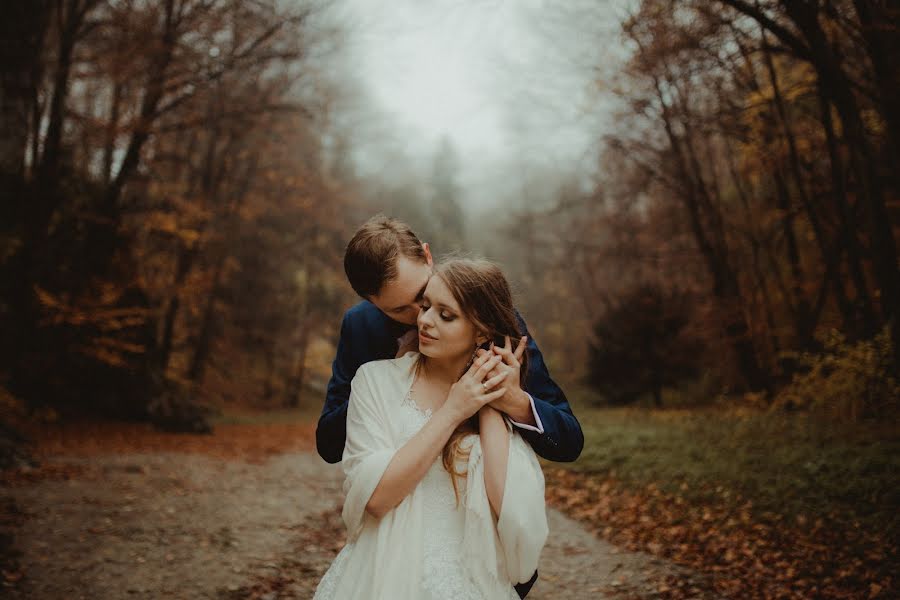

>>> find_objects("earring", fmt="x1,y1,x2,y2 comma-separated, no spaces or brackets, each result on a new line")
464,344,478,373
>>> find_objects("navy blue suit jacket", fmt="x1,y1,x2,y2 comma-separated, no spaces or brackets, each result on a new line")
316,300,584,597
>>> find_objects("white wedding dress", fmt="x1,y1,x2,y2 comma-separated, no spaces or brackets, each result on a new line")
312,354,543,600
314,390,520,599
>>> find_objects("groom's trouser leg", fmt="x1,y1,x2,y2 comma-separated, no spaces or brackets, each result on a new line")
514,570,539,599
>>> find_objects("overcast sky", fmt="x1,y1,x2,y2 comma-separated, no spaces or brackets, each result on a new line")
323,0,629,213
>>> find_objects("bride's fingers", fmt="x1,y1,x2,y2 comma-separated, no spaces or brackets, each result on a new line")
466,351,491,376
480,387,506,405
485,366,503,380
471,354,502,380
481,370,508,391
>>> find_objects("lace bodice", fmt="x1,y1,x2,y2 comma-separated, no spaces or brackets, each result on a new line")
314,390,519,600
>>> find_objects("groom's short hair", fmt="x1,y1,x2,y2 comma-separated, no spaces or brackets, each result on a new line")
344,215,427,298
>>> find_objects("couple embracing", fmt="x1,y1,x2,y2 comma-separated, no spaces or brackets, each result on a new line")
314,216,584,599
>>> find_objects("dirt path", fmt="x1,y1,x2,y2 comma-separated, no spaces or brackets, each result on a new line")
2,450,710,599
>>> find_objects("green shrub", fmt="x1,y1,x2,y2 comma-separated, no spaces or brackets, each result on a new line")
774,324,899,422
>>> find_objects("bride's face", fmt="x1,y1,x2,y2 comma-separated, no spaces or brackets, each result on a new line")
416,275,480,361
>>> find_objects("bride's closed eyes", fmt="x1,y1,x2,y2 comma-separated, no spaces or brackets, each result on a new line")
420,303,455,322
419,296,456,322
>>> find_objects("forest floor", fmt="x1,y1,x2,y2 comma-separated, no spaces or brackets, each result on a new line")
547,406,898,599
0,418,711,600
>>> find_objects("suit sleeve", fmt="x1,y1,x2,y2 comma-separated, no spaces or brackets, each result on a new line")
316,312,361,463
515,312,584,462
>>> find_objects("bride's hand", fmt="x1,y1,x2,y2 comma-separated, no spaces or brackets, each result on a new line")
443,352,507,423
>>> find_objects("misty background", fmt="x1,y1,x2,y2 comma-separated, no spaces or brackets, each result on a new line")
313,0,629,382
2,1,899,598
2,0,897,418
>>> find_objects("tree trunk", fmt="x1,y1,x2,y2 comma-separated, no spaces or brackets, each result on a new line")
262,342,277,402
651,77,769,392
157,242,199,371
0,1,51,368
771,165,812,344
187,258,224,387
102,79,123,187
283,325,310,408
38,0,81,182
751,237,782,359
186,150,260,387
761,34,822,346
101,0,177,228
0,1,49,181
782,0,900,365
719,0,900,369
24,0,88,272
816,83,878,338
852,0,900,169
725,138,784,362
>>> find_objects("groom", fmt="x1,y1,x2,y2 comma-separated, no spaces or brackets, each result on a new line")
317,215,584,598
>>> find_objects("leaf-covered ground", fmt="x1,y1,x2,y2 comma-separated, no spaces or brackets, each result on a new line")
548,407,899,599
5,409,892,598
1,418,701,599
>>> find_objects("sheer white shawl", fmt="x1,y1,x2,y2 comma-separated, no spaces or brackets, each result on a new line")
331,352,548,599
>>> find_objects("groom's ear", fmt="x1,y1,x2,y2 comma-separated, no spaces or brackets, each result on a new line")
422,242,433,266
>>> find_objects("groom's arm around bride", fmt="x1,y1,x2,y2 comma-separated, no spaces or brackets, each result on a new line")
315,216,585,598
316,218,583,465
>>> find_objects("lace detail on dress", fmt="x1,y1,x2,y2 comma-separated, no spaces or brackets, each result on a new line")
418,436,488,600
396,386,431,447
402,387,432,419
311,542,353,599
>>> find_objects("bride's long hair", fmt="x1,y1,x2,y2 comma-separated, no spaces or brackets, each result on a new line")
423,258,528,503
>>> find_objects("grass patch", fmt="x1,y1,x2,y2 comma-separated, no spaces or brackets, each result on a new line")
565,406,900,540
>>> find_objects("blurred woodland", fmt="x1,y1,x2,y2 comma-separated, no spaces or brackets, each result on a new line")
1,2,898,598
0,0,897,434
487,0,900,421
1,0,361,432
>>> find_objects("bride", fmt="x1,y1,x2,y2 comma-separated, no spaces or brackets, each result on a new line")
313,258,548,599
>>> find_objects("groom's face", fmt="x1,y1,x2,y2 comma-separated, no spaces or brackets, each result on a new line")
369,248,434,326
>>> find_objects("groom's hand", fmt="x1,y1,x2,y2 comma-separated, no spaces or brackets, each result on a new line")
396,329,419,358
478,335,536,426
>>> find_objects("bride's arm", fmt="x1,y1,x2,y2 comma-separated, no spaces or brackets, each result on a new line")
478,405,510,517
461,407,546,587
365,354,505,518
364,409,459,518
